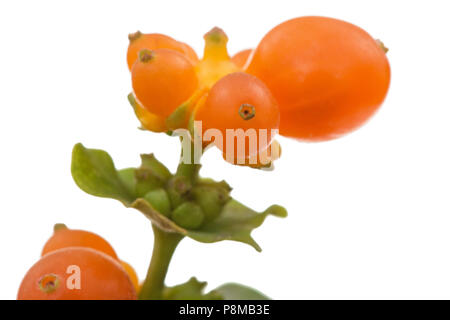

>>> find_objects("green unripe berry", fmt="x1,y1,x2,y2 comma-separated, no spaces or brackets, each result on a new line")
192,186,230,222
143,188,171,217
172,202,204,229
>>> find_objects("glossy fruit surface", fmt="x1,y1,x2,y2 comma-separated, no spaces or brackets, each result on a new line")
195,72,279,159
18,247,137,300
127,32,198,70
231,49,252,69
132,49,198,117
42,225,118,260
246,16,390,141
120,260,139,292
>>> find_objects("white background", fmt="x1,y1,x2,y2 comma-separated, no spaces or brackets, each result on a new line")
1,0,449,300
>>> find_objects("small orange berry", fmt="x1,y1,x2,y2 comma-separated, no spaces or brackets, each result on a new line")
127,32,198,70
42,225,118,260
132,49,198,117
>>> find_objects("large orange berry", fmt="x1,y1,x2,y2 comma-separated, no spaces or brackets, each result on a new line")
132,49,198,117
195,72,279,161
247,16,390,141
18,247,137,300
42,225,118,260
127,32,198,70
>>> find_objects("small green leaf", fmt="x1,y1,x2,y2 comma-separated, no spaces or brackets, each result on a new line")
132,198,286,251
71,143,134,204
140,154,172,181
163,277,222,300
72,144,286,252
186,200,287,251
166,103,189,131
127,92,137,109
215,283,270,300
134,154,172,197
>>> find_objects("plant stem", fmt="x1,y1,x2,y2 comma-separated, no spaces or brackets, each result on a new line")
176,139,201,182
139,224,183,300
140,139,202,300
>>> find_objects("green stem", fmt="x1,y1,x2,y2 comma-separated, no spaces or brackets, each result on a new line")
140,139,202,300
139,224,183,300
176,139,201,182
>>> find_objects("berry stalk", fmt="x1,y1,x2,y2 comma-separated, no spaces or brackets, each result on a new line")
139,224,183,300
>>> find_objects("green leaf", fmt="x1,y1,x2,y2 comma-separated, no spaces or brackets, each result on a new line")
215,283,270,300
140,154,172,181
71,143,134,204
134,154,172,197
166,103,189,131
72,143,287,252
186,200,287,252
163,277,222,300
132,198,286,251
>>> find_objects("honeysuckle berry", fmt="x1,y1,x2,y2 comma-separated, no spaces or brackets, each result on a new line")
131,48,198,118
42,225,119,260
246,16,390,141
127,31,198,70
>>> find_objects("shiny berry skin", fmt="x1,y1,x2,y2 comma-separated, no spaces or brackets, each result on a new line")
42,226,118,260
247,16,390,141
18,247,137,300
195,72,279,160
120,260,139,292
127,32,198,70
132,49,198,117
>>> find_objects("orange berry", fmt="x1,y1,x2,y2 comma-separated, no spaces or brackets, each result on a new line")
120,261,139,292
18,247,137,300
132,49,198,117
195,72,279,160
127,32,198,70
42,225,118,260
247,16,390,141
